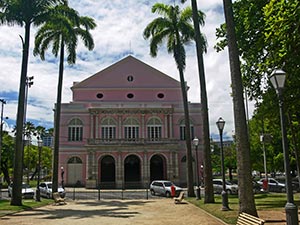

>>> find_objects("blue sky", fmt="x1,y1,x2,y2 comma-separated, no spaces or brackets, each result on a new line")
0,0,252,140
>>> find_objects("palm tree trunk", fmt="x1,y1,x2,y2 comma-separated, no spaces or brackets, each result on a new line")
52,41,65,193
11,22,31,206
222,0,257,215
177,67,194,197
190,0,215,203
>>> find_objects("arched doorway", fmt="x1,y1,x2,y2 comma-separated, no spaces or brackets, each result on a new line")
124,155,141,188
150,154,166,181
100,155,116,188
67,156,83,186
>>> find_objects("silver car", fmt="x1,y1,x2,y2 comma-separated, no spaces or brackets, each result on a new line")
8,183,35,199
213,179,238,194
150,180,182,197
39,182,65,198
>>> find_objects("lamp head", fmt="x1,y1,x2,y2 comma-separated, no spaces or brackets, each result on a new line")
216,117,225,132
193,137,199,146
269,69,286,93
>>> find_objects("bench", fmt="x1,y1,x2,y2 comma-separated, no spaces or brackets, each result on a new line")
237,212,265,225
53,192,66,205
174,191,184,204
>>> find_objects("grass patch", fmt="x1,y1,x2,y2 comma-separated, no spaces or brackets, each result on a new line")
0,198,53,216
187,193,300,225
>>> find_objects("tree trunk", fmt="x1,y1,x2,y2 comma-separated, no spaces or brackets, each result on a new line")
1,161,10,184
178,67,194,197
11,23,31,206
222,0,257,215
190,0,215,203
52,41,65,193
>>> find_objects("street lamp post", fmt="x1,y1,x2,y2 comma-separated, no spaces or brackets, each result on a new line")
269,69,298,225
193,137,201,200
36,138,43,202
0,99,6,199
61,166,64,189
216,117,229,211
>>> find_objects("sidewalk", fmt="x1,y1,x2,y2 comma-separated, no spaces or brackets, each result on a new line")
0,198,228,225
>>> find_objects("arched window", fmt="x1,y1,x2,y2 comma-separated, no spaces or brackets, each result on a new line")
147,117,162,140
67,156,83,164
101,117,117,140
68,118,83,141
179,119,194,140
123,117,139,140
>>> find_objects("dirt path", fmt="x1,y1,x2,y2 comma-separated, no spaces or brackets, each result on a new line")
0,199,227,225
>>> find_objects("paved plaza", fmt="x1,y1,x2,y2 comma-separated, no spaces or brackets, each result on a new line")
0,198,227,225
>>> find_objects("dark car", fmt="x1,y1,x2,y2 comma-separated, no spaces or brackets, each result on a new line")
252,181,263,194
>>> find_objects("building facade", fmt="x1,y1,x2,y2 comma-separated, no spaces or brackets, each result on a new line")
59,56,203,188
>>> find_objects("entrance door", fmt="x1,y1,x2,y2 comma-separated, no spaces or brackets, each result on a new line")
100,155,115,188
150,154,165,181
124,155,141,188
67,156,83,186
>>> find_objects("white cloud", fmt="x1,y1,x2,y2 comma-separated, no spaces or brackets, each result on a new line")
0,0,254,139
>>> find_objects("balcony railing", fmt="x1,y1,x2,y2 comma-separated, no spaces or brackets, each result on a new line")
87,138,179,145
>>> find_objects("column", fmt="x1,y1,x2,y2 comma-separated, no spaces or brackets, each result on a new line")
143,151,148,187
117,151,122,188
90,113,94,139
95,113,99,139
118,115,122,139
141,114,145,139
169,114,173,138
164,114,168,138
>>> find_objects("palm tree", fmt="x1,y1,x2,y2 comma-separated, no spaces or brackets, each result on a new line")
0,0,65,206
222,0,257,215
23,122,36,184
144,3,200,197
33,3,96,193
181,0,215,203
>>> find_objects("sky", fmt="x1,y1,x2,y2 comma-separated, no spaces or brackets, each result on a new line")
0,0,253,140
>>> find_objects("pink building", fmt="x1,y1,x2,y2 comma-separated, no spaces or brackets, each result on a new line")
59,55,203,188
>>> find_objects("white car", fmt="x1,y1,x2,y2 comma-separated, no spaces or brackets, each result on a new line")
150,180,183,197
213,179,238,194
39,182,66,198
8,183,35,199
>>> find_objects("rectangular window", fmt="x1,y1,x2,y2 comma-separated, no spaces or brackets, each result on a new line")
124,126,139,140
101,126,116,139
147,126,162,140
68,126,83,141
180,126,194,140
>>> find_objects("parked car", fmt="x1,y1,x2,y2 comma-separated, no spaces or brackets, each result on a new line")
39,182,65,198
252,181,263,194
8,182,35,199
150,180,183,197
212,179,238,194
257,178,285,193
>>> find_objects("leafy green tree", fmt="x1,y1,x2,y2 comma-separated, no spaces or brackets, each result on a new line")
1,131,14,184
216,0,300,193
143,3,197,197
0,0,65,206
224,144,237,181
180,0,215,203
221,0,257,215
33,3,96,193
23,122,36,184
